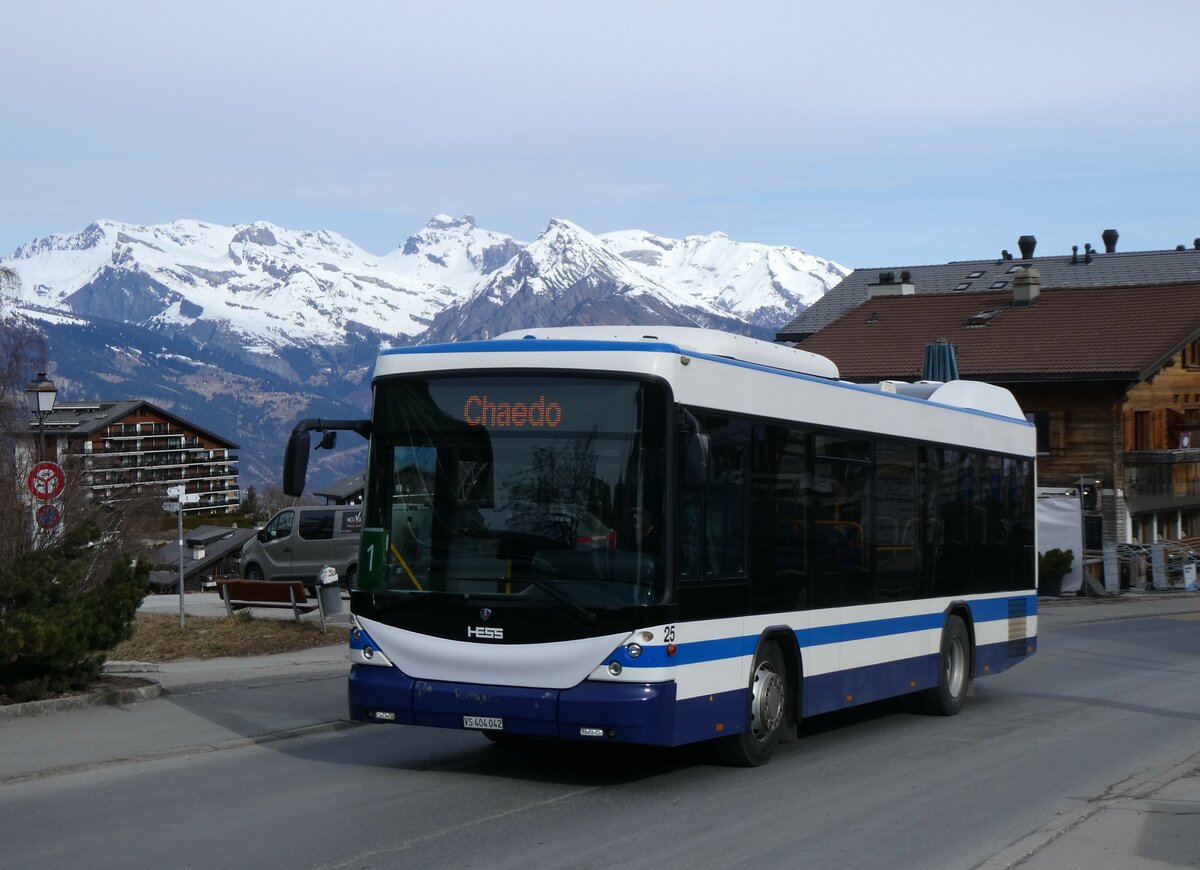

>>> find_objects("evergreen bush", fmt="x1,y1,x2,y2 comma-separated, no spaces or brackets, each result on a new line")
1038,548,1075,596
0,514,148,702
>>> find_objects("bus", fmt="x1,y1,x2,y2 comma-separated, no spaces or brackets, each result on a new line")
283,326,1037,766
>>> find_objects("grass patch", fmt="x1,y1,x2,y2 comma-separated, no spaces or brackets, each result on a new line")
110,612,348,662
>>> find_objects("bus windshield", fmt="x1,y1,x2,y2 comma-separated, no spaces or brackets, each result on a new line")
359,375,668,609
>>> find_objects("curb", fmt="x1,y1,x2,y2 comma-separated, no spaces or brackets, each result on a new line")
0,677,161,721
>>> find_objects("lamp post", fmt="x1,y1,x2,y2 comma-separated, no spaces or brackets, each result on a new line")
24,371,57,463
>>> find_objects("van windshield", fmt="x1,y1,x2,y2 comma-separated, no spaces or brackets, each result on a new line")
358,375,668,609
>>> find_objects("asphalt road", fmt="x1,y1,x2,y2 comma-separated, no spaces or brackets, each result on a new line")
2,611,1198,869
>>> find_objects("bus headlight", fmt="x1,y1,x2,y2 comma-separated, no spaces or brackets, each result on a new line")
625,643,643,658
608,661,623,676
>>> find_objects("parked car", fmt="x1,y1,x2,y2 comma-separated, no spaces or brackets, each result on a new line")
240,505,362,587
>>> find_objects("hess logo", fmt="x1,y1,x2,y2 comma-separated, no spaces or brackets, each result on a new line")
468,626,504,640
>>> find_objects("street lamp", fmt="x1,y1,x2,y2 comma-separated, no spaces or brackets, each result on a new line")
24,371,57,463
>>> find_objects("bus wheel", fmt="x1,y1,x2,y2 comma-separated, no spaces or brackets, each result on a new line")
921,615,970,716
717,641,787,767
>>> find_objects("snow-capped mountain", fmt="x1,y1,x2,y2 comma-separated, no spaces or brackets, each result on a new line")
0,215,845,488
6,218,496,353
381,214,523,295
601,229,850,328
2,215,844,351
419,219,756,343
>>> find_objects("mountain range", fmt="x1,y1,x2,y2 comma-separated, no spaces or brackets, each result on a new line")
1,215,847,490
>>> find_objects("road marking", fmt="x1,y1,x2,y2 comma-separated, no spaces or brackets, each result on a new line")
1165,613,1200,621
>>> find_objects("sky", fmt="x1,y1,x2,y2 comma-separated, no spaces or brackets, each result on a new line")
3,1,1199,269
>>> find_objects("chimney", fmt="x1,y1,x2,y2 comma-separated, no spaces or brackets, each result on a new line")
1017,235,1037,259
1012,267,1041,306
1102,228,1119,253
867,270,915,298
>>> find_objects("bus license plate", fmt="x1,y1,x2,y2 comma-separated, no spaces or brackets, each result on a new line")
464,716,503,731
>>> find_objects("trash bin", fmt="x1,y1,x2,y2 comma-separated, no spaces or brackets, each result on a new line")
316,566,343,615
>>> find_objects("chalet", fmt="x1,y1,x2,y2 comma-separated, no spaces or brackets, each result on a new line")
22,399,240,516
777,231,1200,342
789,257,1200,552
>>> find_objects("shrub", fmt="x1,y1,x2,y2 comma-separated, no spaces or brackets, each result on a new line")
0,514,148,702
1038,548,1075,583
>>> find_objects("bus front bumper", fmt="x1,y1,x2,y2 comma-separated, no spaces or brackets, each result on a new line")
349,665,680,746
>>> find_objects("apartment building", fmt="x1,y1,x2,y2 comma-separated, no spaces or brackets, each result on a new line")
25,399,239,515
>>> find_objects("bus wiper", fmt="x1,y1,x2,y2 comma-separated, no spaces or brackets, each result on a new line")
369,591,415,613
521,579,597,626
368,588,471,613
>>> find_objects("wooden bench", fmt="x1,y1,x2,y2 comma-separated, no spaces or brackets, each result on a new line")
215,579,326,631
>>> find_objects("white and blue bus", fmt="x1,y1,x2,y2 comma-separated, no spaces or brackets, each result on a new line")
283,326,1037,765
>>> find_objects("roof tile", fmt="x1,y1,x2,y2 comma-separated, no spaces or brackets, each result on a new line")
796,282,1200,382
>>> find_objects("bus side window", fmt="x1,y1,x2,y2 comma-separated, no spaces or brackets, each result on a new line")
678,490,703,579
677,440,747,580
812,435,873,608
705,442,746,576
750,423,808,613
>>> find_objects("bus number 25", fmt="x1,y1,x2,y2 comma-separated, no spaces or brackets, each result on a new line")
662,625,676,643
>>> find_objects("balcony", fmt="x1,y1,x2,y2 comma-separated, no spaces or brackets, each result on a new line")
1124,449,1200,505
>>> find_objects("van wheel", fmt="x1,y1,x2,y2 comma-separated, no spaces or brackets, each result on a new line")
343,565,357,590
244,564,264,582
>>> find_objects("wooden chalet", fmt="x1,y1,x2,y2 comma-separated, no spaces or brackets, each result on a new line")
792,264,1200,552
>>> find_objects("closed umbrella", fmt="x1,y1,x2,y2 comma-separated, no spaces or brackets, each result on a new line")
923,339,959,382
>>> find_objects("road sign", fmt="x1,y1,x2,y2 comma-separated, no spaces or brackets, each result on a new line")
35,503,61,530
26,462,65,501
167,486,199,503
162,502,180,512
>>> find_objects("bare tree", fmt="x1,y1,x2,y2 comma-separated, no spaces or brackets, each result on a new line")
257,482,320,520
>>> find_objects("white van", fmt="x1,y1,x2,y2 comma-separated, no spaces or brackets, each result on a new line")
240,505,362,586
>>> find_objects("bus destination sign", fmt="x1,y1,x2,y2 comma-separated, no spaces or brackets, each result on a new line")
463,394,563,429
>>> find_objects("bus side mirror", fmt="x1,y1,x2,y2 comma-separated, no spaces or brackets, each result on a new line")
682,432,711,490
283,429,311,496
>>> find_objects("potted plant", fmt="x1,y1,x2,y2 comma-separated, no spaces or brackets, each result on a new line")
1038,548,1075,597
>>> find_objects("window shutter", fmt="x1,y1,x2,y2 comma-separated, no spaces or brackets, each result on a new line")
1049,410,1067,454
1123,412,1136,450
1152,410,1168,451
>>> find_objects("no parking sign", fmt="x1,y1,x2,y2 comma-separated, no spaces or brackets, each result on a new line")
35,503,62,530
